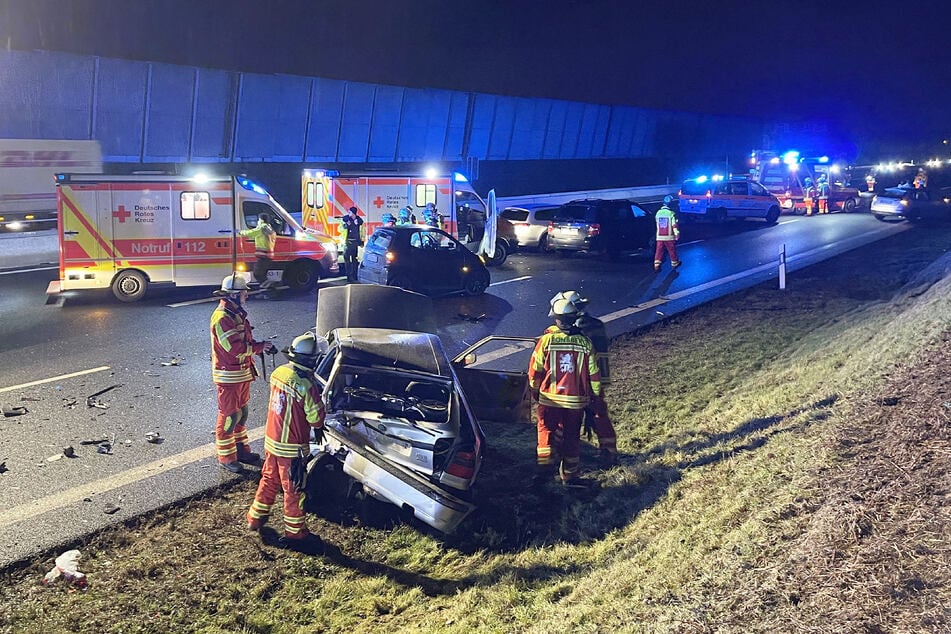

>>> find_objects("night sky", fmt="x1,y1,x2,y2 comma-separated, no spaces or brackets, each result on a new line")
2,0,949,158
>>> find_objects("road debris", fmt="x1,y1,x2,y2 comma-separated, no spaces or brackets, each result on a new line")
85,384,123,409
43,550,87,589
62,445,75,458
456,312,488,322
103,503,120,515
0,461,7,474
46,453,63,462
145,431,163,444
97,435,116,455
160,357,182,367
2,405,28,417
62,398,78,409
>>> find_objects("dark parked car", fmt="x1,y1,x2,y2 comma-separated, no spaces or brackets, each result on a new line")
870,186,951,223
358,224,490,295
546,198,656,258
500,204,561,250
304,285,533,533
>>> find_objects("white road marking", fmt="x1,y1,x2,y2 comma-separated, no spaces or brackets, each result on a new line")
0,265,59,276
166,296,219,307
490,275,532,286
0,427,265,530
0,365,112,394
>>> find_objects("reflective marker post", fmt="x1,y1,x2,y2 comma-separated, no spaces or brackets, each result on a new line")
779,244,787,290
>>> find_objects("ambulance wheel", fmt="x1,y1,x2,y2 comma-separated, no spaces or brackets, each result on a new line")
486,240,508,266
765,206,781,225
111,270,148,303
284,261,319,291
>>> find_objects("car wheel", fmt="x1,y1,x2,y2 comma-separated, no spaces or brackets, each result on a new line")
463,271,489,296
765,206,780,225
486,239,508,267
111,269,148,303
842,198,856,213
284,261,319,290
387,274,415,292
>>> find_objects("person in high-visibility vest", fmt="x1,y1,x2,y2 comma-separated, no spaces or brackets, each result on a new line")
803,177,816,216
654,195,681,272
239,213,277,287
247,332,326,546
550,290,618,468
528,298,602,488
817,175,831,214
210,274,275,473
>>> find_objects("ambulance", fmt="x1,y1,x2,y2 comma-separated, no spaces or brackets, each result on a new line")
46,174,338,302
300,169,489,244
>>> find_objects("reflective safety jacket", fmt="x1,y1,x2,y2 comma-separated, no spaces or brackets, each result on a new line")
240,222,276,258
655,205,680,242
210,299,266,384
263,363,325,458
341,215,364,244
529,326,601,409
549,314,612,385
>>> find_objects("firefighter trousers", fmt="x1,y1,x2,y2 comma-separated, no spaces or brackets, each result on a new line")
585,395,617,457
252,256,273,285
215,382,252,464
247,452,309,538
536,404,583,482
654,240,679,270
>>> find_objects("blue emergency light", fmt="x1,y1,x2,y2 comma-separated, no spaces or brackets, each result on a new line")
453,172,469,183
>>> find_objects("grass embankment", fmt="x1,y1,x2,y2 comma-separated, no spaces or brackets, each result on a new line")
2,223,950,633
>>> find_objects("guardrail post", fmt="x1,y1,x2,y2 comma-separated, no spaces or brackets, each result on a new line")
779,244,787,290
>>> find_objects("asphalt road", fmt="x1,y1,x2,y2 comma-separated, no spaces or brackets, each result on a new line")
0,213,908,566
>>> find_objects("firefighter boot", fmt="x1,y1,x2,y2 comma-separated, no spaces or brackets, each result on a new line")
237,446,261,464
218,460,243,474
598,450,619,469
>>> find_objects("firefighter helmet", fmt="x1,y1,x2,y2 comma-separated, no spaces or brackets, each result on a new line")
381,212,396,225
398,206,412,222
663,194,674,204
286,332,328,370
550,290,589,311
549,297,580,319
218,273,249,293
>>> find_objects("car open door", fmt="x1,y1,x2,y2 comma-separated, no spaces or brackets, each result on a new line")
452,336,535,424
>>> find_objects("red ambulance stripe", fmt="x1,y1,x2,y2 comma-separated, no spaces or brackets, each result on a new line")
69,183,231,192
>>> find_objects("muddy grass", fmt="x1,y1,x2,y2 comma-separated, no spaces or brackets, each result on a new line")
1,218,950,633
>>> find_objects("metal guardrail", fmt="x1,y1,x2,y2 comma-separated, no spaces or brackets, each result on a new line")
496,183,680,209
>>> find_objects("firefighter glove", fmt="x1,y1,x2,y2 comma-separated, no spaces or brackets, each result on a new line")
312,425,325,445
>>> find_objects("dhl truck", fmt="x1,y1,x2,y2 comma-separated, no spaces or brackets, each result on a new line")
0,139,102,230
301,169,489,244
46,174,338,302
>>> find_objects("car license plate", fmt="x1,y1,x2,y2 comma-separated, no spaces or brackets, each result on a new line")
558,227,575,235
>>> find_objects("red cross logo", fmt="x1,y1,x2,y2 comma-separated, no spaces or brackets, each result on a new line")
372,196,384,208
113,205,131,223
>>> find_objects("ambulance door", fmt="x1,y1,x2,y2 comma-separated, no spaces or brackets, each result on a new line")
301,172,331,235
173,182,234,287
57,182,106,289
113,184,174,285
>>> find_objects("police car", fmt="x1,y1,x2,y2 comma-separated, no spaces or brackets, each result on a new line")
678,175,782,224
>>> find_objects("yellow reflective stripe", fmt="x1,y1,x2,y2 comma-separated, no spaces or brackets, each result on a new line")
213,368,253,383
264,437,307,458
538,393,589,409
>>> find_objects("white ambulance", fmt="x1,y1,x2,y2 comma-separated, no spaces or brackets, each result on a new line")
46,174,338,302
300,170,489,244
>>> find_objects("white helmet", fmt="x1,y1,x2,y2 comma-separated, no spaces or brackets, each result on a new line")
286,332,328,370
548,297,579,319
219,274,249,293
550,290,588,312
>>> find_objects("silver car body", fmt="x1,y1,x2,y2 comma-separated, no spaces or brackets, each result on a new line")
500,204,561,248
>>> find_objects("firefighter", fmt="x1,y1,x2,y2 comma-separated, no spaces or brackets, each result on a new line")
528,297,601,488
341,206,364,282
247,332,326,545
803,177,815,216
423,202,443,229
381,212,396,227
550,291,618,467
653,195,681,272
210,274,275,473
865,172,876,193
239,212,277,287
397,206,416,225
817,175,830,214
914,168,928,189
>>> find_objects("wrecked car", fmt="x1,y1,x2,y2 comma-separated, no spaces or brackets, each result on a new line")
303,284,533,533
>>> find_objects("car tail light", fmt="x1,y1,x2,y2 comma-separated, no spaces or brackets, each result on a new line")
587,223,600,237
547,221,554,234
445,448,477,480
385,250,395,263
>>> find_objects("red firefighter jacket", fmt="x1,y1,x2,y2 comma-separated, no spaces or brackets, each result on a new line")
263,363,325,458
529,326,601,409
210,299,266,385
